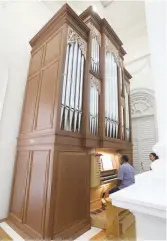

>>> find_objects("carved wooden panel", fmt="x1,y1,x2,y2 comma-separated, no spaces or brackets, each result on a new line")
44,31,62,64
53,151,90,236
29,48,43,76
10,151,30,220
25,151,50,235
35,61,58,131
21,75,39,134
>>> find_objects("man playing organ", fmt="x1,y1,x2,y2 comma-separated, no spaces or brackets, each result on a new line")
109,155,135,194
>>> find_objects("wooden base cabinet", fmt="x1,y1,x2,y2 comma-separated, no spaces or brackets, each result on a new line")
9,147,90,240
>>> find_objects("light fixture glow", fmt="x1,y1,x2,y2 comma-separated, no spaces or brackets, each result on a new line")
92,5,97,12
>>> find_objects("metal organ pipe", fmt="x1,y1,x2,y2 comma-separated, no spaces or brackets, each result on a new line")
97,43,99,73
69,42,78,130
89,75,99,135
95,38,98,73
111,54,115,138
78,55,84,132
91,36,100,74
121,98,124,140
64,43,74,131
109,51,112,137
105,52,109,136
91,38,94,71
60,27,86,133
74,48,82,132
113,60,118,138
115,67,119,138
125,82,130,141
119,68,123,95
61,44,70,129
90,86,94,133
95,86,98,134
89,28,100,135
105,50,119,138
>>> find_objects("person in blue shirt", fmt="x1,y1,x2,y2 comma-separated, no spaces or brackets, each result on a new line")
108,155,135,194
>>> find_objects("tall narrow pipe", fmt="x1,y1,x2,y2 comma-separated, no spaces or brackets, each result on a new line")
105,52,110,136
78,55,84,132
115,66,119,138
95,88,98,134
91,38,94,71
60,44,70,128
90,86,93,133
94,86,96,134
120,68,122,95
97,44,99,73
96,90,99,134
125,83,130,140
69,42,78,130
74,48,82,132
113,59,117,138
95,39,97,73
64,44,74,130
109,52,113,137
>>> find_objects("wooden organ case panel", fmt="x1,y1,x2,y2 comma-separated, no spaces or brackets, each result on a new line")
9,4,90,240
52,150,90,239
9,4,133,240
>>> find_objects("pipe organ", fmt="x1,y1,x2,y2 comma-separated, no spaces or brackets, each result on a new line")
9,4,133,241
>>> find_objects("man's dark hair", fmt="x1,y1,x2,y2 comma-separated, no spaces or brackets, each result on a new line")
122,155,129,162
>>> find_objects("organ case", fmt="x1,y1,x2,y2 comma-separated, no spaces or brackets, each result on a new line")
9,4,132,240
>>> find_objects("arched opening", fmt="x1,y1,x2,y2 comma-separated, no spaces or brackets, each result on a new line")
131,88,157,173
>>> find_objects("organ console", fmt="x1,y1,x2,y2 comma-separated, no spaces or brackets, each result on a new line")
8,4,132,240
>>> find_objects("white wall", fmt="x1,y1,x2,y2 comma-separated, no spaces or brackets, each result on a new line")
123,33,154,92
126,54,154,91
0,2,57,219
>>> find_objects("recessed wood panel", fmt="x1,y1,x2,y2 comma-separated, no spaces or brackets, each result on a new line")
35,61,58,131
29,48,43,75
53,151,90,235
21,75,39,134
44,32,62,64
25,151,50,235
10,151,30,220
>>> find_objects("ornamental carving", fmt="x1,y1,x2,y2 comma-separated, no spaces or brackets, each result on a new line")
131,90,155,115
87,22,101,46
90,74,101,94
67,27,87,58
105,36,123,68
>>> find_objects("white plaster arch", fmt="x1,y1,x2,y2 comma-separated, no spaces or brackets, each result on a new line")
131,88,155,118
130,88,157,173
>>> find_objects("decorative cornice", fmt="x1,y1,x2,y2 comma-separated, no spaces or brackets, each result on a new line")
124,67,132,80
67,27,87,58
102,18,123,46
30,3,90,47
79,6,102,27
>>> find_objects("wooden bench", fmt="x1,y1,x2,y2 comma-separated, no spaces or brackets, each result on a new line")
105,198,136,240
